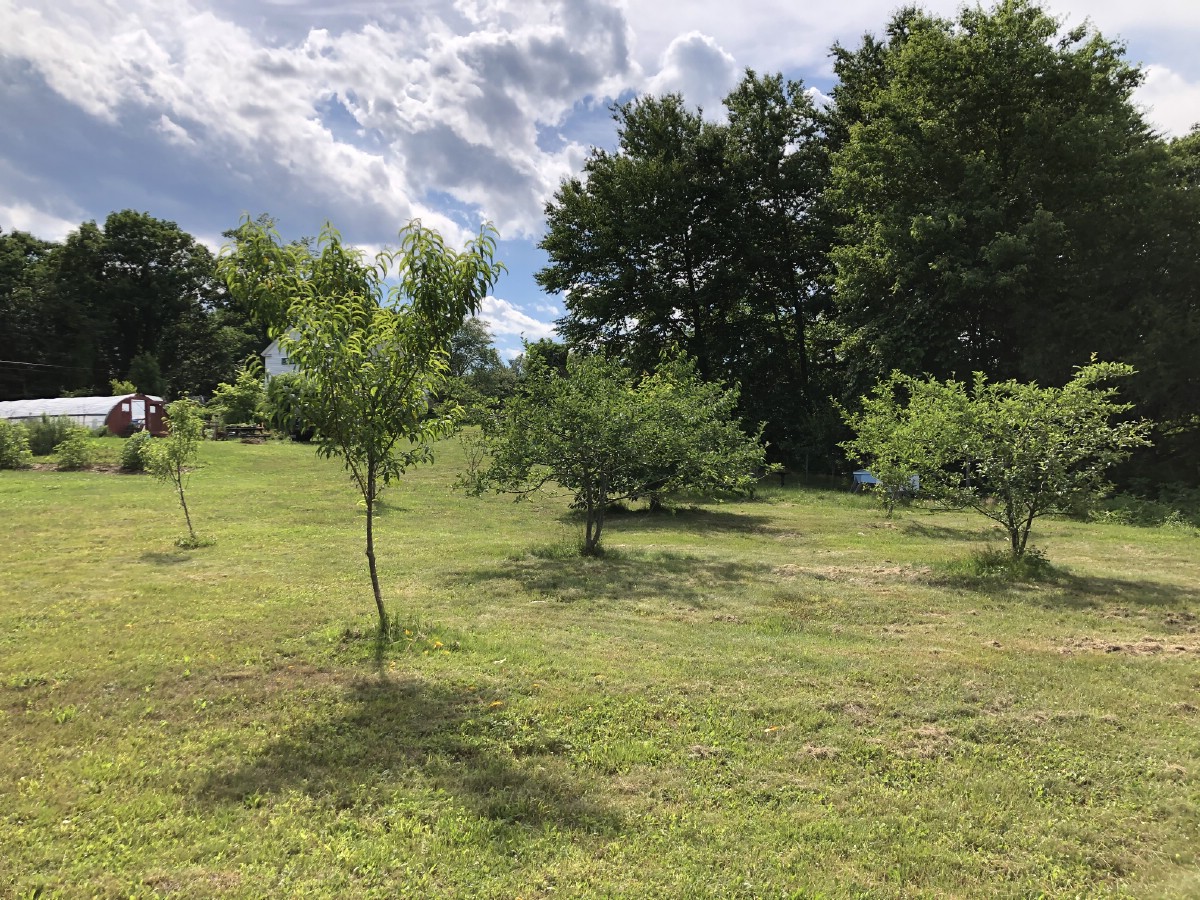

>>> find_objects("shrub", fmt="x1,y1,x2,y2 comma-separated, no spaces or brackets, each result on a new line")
937,547,1058,584
28,415,78,456
0,421,32,469
121,431,155,472
54,431,94,471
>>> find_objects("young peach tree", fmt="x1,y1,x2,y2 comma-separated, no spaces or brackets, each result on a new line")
219,218,503,632
145,398,205,547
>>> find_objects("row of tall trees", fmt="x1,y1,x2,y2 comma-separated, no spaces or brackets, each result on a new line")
538,0,1200,482
0,210,265,400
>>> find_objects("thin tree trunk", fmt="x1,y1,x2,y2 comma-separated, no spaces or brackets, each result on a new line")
584,503,597,554
593,486,606,552
175,468,196,541
365,476,387,633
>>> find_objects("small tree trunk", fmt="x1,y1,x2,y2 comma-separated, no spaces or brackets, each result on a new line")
593,485,606,552
175,468,196,541
365,477,387,633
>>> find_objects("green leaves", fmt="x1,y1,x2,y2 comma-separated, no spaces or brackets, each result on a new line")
217,216,504,628
145,398,205,544
842,362,1153,554
473,352,771,554
827,0,1166,391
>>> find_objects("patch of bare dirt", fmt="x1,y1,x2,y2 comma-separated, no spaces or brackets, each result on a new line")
771,564,932,583
800,744,839,759
897,724,955,758
1056,636,1200,656
823,700,874,724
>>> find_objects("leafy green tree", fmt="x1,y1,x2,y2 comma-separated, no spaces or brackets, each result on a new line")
842,362,1153,555
262,372,313,440
470,352,770,555
0,229,59,399
439,317,515,421
826,0,1172,394
127,351,166,397
47,211,229,395
219,218,504,632
0,421,32,469
539,72,833,462
207,366,266,426
1,215,258,401
145,398,205,546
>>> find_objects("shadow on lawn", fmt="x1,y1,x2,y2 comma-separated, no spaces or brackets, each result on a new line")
901,520,999,543
456,548,762,605
140,551,191,566
935,566,1198,610
1035,572,1199,610
596,504,778,536
197,675,618,834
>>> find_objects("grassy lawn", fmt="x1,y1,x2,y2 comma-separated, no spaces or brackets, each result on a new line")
1,437,1198,898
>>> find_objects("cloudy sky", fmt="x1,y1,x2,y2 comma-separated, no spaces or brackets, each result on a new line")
3,0,1198,358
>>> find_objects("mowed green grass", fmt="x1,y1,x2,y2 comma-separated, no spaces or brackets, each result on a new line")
1,438,1198,899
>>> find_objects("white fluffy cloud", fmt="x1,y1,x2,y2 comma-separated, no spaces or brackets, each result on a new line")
1136,66,1200,137
0,0,640,244
0,202,79,241
644,31,738,117
480,296,558,344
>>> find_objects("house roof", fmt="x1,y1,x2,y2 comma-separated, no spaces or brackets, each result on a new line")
0,394,163,420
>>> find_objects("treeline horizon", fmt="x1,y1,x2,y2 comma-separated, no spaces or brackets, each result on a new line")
2,0,1197,485
538,0,1198,486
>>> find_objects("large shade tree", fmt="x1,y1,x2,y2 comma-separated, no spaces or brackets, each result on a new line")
826,0,1179,395
0,212,263,400
539,70,834,462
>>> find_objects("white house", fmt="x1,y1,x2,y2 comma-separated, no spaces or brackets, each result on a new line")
261,336,299,384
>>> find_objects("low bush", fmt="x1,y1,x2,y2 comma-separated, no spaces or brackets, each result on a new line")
28,415,78,456
54,431,94,471
935,547,1059,584
0,421,32,469
120,431,154,472
1096,484,1200,529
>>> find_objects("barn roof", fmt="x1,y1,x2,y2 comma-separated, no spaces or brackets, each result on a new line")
0,394,163,420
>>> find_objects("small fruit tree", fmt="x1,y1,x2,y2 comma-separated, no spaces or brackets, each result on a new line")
220,218,503,632
469,352,771,555
842,361,1152,555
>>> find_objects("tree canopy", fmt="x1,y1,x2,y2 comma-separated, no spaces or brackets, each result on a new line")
826,0,1175,392
842,362,1153,555
219,218,504,631
469,352,770,554
539,71,836,462
0,212,264,400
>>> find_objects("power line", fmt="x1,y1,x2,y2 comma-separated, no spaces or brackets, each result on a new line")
0,359,95,371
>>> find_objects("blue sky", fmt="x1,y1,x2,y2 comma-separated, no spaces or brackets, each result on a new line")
2,0,1197,359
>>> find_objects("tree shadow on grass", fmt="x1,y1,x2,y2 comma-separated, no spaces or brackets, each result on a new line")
901,520,999,543
1033,572,1199,611
140,551,191,566
564,504,778,537
451,547,763,606
932,565,1198,610
197,675,618,834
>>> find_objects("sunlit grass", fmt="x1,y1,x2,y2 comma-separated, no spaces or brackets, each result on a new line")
1,436,1198,897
